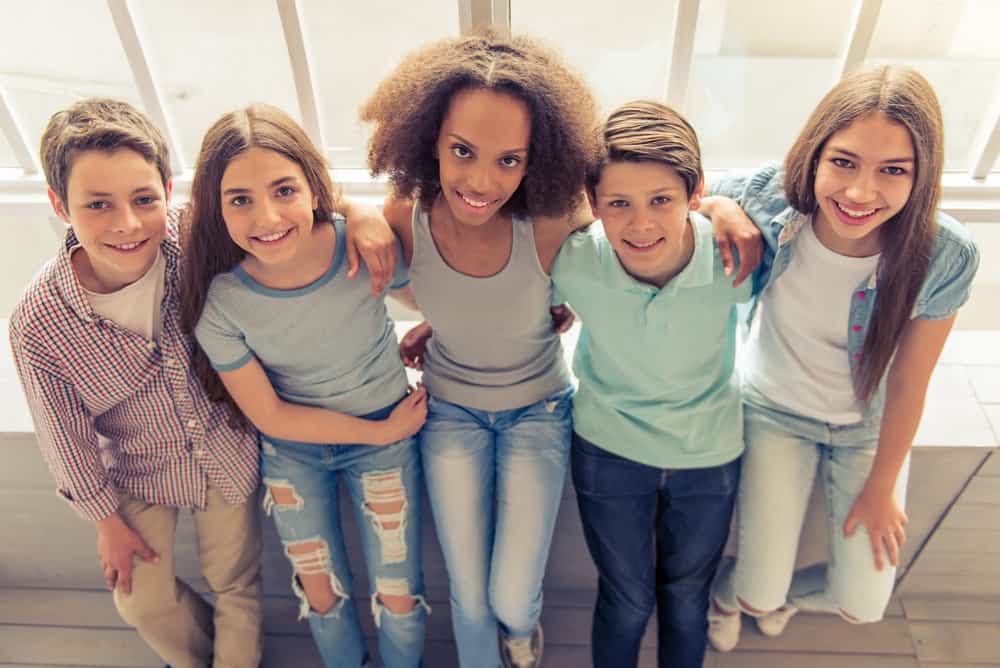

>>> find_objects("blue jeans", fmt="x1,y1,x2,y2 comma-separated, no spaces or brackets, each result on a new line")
572,433,741,668
261,419,427,668
712,399,909,623
420,386,573,668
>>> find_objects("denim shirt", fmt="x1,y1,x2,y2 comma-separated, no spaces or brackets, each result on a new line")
711,162,980,436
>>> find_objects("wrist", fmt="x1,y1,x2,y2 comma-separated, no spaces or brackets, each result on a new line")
95,511,125,532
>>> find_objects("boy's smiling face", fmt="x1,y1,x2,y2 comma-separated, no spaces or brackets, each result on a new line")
50,148,170,293
592,160,703,288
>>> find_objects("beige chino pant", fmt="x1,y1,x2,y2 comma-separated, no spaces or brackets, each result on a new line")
113,485,262,668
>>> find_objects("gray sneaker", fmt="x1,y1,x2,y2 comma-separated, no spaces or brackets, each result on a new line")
499,623,544,668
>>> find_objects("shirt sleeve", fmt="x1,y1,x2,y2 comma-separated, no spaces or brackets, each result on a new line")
194,289,254,372
9,321,119,522
916,234,980,320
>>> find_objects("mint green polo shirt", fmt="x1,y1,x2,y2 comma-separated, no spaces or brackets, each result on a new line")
551,212,751,469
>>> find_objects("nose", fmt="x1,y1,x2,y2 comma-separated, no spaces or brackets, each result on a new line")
113,206,143,234
466,164,493,196
631,206,655,230
258,198,282,226
845,170,877,203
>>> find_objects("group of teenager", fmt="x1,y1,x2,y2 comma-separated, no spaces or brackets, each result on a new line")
10,30,979,668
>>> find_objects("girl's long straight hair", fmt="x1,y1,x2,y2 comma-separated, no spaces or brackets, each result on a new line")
180,104,339,425
784,65,943,401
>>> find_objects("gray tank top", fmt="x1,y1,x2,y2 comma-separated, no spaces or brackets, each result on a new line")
410,205,571,411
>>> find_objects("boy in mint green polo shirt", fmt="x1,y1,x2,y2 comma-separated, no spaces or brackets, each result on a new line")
551,100,754,668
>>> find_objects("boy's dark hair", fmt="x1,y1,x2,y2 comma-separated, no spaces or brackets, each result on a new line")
40,98,171,204
587,100,702,199
361,31,598,219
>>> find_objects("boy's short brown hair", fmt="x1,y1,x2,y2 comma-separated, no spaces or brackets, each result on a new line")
587,100,702,199
40,98,171,205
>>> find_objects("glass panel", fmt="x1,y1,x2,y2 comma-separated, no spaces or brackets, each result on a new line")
686,0,853,169
864,0,1000,171
512,0,678,117
0,131,18,168
0,0,143,157
303,0,459,168
133,0,300,166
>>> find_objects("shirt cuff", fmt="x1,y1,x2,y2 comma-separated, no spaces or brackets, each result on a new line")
61,481,121,523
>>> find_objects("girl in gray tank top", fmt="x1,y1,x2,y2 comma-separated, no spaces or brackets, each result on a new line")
361,33,599,668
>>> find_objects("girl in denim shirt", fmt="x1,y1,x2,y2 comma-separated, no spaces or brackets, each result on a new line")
705,65,979,651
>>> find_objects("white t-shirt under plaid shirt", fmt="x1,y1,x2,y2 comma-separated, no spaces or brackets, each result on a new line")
8,209,259,522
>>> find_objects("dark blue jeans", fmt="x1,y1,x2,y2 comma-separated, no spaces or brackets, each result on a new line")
572,433,741,668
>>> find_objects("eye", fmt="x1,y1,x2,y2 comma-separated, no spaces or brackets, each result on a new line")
229,195,251,207
500,155,522,168
275,185,296,197
651,195,672,206
86,200,110,210
607,199,629,208
831,157,854,169
451,144,472,159
134,194,158,206
882,165,908,176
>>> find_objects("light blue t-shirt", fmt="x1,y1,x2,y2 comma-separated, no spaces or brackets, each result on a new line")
194,217,410,421
551,212,751,469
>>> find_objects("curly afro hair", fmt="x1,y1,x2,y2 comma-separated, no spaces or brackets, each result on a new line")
361,32,598,219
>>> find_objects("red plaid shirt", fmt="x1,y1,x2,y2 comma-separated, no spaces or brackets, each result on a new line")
9,211,259,522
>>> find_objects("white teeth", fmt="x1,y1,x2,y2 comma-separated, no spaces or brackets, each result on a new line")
255,230,289,242
113,241,143,250
460,193,493,208
628,239,660,248
836,202,876,218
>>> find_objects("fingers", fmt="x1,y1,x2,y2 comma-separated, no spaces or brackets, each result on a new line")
717,235,735,277
868,531,884,571
346,239,360,280
135,541,159,563
117,559,134,595
102,563,117,591
732,237,760,287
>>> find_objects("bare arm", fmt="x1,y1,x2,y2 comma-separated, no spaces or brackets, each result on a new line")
698,195,763,287
340,196,397,295
843,315,955,570
218,357,426,446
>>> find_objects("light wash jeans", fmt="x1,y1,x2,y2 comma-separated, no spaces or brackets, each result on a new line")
421,385,573,668
261,422,427,668
713,397,909,623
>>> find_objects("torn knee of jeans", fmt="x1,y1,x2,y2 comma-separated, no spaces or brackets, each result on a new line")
370,577,430,627
284,538,347,619
361,468,408,564
262,478,304,515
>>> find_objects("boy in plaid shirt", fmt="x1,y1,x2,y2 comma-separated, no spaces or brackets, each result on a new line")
10,99,262,667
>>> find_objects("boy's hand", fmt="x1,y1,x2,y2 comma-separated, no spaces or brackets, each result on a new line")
844,486,908,571
344,204,398,296
550,304,575,333
705,196,763,287
399,321,433,370
380,385,428,444
96,512,159,594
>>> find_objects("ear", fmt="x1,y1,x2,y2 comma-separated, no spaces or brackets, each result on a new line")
688,176,706,212
312,193,319,211
165,179,173,200
48,188,71,224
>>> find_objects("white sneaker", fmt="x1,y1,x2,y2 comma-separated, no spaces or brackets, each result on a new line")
707,605,741,652
756,604,799,637
500,623,544,668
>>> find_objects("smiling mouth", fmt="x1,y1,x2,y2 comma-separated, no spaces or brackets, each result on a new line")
834,200,879,224
252,229,292,243
457,191,499,210
623,237,665,252
107,239,148,252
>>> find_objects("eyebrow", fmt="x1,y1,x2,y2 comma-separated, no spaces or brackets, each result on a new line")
83,185,159,197
222,175,299,196
447,132,528,154
828,147,914,164
602,186,684,198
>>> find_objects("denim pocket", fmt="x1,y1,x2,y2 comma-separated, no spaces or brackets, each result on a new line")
571,433,660,497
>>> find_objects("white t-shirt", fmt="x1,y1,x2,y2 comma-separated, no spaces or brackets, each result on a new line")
80,249,165,342
743,219,880,424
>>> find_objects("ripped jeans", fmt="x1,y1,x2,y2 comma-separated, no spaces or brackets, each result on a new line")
261,420,426,668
